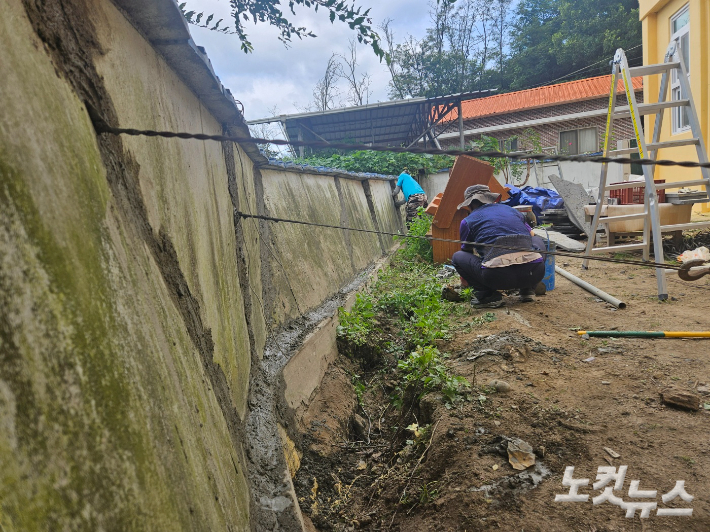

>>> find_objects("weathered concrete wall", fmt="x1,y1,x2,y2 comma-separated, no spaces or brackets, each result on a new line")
259,169,397,324
0,0,399,530
0,0,252,529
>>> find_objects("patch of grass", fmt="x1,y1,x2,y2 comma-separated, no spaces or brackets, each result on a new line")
676,455,695,466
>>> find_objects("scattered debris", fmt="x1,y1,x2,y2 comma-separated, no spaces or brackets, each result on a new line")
356,460,367,470
697,384,709,394
601,381,611,385
441,285,463,302
488,379,512,393
470,463,552,498
507,438,536,470
604,447,621,459
467,348,504,361
659,389,700,411
582,357,596,363
678,246,710,263
597,347,621,354
532,227,586,251
436,265,457,279
546,175,594,236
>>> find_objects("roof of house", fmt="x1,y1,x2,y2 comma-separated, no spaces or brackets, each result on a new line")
442,75,643,122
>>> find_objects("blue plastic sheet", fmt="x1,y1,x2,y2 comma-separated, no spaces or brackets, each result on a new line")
503,185,564,217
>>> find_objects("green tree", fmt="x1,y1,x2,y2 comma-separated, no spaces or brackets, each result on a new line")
505,0,641,90
504,0,564,89
382,0,516,98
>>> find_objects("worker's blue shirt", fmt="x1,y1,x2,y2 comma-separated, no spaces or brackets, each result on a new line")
459,203,532,255
396,173,425,200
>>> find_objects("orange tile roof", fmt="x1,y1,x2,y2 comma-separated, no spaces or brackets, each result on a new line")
442,75,643,122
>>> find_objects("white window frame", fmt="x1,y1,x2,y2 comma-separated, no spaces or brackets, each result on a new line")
670,4,690,134
558,127,598,155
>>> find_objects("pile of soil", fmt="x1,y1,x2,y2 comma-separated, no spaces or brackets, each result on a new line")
293,257,710,531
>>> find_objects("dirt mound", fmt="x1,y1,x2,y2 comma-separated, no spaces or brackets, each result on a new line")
292,257,710,531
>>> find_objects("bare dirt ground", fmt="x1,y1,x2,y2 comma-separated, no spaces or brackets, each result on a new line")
293,253,710,532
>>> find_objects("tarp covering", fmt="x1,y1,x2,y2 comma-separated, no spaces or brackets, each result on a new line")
503,185,564,217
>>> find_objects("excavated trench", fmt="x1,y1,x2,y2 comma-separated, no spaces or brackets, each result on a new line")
244,265,384,531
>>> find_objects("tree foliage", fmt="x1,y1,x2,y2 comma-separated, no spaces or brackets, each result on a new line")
381,0,641,98
180,0,384,58
289,150,454,176
505,0,642,90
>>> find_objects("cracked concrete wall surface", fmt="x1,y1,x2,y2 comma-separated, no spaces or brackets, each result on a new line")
0,0,401,530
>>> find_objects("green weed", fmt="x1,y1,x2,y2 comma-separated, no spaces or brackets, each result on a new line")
337,293,376,347
352,374,367,406
395,345,471,408
397,208,433,262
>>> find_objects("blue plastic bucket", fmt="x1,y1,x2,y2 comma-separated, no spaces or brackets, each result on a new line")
542,240,556,291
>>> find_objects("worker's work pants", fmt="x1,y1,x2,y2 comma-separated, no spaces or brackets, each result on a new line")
451,250,545,299
405,194,428,224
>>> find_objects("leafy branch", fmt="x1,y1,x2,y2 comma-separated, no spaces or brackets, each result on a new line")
180,0,385,58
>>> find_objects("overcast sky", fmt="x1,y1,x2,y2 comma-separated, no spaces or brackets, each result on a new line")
188,0,434,122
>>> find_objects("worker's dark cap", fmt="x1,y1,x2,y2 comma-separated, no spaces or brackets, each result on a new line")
457,185,501,210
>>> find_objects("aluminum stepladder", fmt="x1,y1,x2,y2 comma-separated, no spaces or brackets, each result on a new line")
583,41,710,299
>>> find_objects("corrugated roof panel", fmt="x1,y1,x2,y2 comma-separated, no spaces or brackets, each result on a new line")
442,75,644,122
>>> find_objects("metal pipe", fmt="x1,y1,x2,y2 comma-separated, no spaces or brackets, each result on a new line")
578,331,710,338
555,266,626,309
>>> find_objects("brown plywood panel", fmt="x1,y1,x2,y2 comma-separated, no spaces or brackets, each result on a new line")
432,210,468,264
433,156,508,230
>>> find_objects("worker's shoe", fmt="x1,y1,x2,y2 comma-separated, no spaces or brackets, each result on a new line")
519,288,535,303
471,292,504,309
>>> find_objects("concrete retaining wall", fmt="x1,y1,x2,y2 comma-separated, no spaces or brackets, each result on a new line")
0,0,402,530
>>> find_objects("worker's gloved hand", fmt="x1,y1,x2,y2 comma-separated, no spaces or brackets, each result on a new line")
394,199,406,207
391,185,401,198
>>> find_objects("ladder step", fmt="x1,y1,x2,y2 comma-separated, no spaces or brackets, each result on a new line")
589,243,647,254
608,138,700,156
612,100,689,119
659,221,710,232
598,213,648,223
628,62,680,77
654,179,710,190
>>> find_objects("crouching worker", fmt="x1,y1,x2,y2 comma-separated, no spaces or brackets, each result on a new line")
392,171,428,224
452,185,545,308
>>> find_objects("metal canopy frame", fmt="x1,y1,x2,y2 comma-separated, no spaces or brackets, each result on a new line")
246,90,494,154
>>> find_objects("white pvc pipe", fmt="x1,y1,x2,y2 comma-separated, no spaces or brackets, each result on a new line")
555,266,626,309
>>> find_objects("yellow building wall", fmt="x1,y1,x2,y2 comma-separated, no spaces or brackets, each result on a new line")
640,0,710,212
